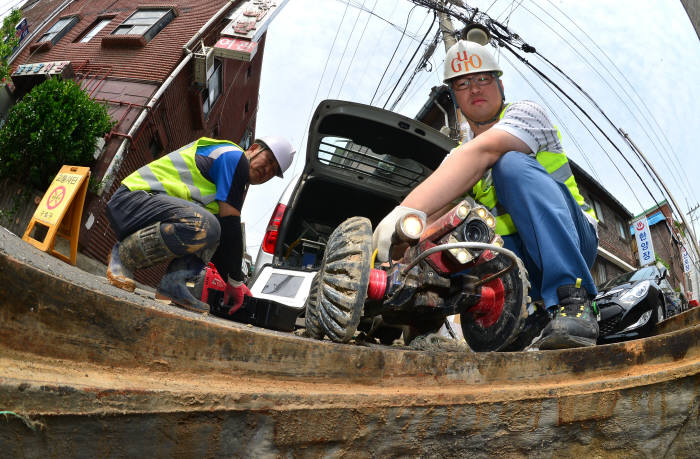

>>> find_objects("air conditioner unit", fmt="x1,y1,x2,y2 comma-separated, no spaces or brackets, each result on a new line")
193,46,215,85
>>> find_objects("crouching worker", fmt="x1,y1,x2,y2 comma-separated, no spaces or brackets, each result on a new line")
105,136,295,312
373,40,599,350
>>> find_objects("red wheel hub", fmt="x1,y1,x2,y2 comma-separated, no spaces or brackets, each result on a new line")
367,269,387,300
469,277,505,328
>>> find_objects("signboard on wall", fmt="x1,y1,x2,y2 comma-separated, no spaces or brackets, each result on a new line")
213,37,258,62
633,217,656,266
682,246,692,273
13,61,74,77
221,0,290,43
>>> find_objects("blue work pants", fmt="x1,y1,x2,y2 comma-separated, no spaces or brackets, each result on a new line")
492,151,598,309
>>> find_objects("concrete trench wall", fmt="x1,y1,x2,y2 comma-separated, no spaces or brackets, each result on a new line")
0,228,699,456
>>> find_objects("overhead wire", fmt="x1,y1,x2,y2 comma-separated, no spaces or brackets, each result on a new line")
326,0,368,99
376,8,432,104
289,0,351,179
538,0,696,203
369,5,417,106
383,12,437,110
336,0,379,98
525,0,694,205
387,24,440,111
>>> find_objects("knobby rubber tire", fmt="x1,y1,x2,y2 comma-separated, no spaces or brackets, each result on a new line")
304,273,324,339
461,253,530,352
317,216,372,343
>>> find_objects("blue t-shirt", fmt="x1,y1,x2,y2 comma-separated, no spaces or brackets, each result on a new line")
194,143,250,211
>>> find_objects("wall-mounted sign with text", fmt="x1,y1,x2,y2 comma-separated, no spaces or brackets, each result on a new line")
221,0,290,43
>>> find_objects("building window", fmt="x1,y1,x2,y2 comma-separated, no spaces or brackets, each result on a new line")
618,219,627,240
591,198,604,224
38,16,79,44
594,261,607,286
112,9,174,42
79,18,112,43
202,60,222,117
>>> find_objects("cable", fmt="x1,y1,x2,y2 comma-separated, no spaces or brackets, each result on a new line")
376,8,431,104
369,5,416,106
289,0,352,180
326,0,368,99
538,0,696,203
524,0,694,203
383,11,436,109
388,27,440,111
336,0,379,98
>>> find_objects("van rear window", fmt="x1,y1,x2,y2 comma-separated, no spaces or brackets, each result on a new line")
318,136,430,188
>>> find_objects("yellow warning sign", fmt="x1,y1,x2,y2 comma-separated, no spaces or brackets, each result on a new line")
34,171,85,226
23,165,90,265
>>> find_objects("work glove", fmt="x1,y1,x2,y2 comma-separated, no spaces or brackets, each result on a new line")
224,278,253,314
372,206,426,263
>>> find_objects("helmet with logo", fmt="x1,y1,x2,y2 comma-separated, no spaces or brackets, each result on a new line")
443,40,502,83
255,136,296,178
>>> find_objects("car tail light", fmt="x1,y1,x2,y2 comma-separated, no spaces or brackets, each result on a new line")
261,203,286,254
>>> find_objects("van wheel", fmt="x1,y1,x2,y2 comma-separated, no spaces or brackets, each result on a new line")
317,217,372,343
304,274,324,339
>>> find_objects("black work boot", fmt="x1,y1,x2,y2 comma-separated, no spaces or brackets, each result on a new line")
156,255,210,313
107,222,175,292
534,284,599,350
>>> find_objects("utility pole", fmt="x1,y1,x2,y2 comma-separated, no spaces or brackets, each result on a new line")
437,2,457,52
437,2,461,138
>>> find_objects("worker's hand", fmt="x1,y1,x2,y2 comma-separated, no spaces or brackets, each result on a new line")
372,206,426,263
224,279,252,314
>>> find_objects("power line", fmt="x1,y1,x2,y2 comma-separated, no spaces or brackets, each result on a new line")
326,0,369,99
376,8,432,104
336,0,379,98
383,12,437,110
525,0,695,204
369,5,417,106
387,25,440,111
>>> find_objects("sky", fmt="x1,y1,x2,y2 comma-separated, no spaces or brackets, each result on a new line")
245,0,700,258
1,0,698,260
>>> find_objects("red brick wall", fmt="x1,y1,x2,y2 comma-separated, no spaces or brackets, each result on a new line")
14,0,231,82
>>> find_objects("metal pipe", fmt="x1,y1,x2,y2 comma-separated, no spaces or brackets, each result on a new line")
401,242,519,274
97,1,236,195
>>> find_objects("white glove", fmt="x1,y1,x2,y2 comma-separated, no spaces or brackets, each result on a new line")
372,206,426,263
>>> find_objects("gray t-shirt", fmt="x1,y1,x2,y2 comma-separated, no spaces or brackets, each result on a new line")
460,100,561,155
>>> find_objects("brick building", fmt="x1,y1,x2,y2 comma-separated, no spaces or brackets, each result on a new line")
8,0,278,285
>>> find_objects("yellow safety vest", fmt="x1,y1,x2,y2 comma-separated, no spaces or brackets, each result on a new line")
122,137,244,215
471,106,596,235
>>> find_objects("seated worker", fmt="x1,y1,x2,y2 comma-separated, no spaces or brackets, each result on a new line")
105,136,295,312
373,40,599,350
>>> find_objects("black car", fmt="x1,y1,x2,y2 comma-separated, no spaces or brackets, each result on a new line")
596,265,670,344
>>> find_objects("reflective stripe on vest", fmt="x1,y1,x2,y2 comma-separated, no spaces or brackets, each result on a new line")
471,106,597,235
121,137,242,215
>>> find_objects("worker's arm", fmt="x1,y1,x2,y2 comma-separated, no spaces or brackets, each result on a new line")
211,201,244,283
218,201,240,217
402,128,531,215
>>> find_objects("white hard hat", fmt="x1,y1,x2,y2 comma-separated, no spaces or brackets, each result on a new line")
256,136,296,178
443,40,502,83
